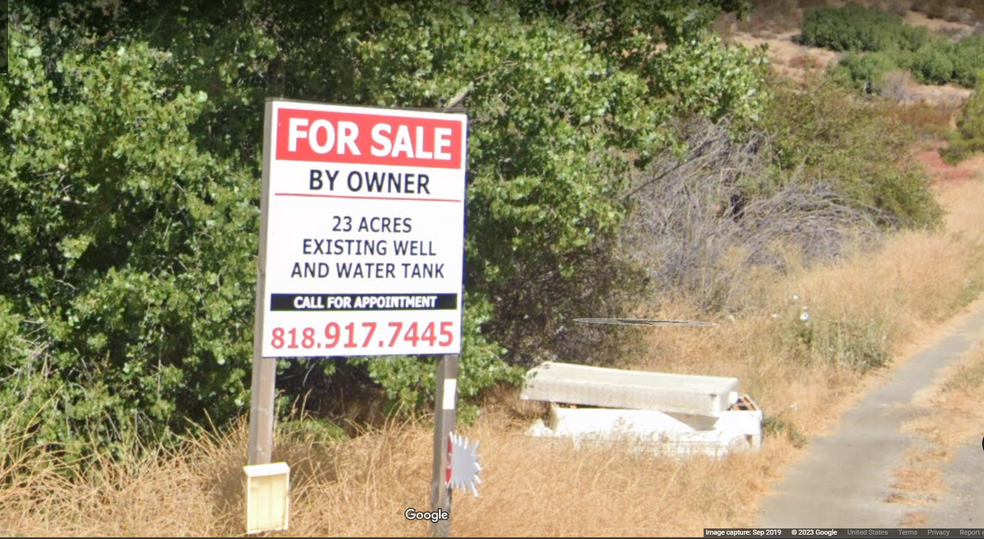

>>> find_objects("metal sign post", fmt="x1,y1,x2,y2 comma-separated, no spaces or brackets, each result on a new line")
430,354,458,537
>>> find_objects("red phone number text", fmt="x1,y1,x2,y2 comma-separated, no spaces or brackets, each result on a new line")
270,321,455,350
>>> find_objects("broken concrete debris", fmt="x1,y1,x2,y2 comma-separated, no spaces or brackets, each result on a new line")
521,362,763,457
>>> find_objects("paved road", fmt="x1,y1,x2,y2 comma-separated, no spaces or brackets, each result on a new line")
927,431,984,527
758,302,984,528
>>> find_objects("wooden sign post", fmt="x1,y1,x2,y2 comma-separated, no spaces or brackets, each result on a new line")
248,100,278,467
246,355,277,465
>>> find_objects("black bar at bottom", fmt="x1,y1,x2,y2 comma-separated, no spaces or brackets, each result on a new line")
704,529,984,538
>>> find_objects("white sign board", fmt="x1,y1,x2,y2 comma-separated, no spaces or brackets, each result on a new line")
257,100,467,357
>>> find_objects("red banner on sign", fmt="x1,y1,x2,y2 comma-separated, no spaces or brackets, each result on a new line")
275,108,464,169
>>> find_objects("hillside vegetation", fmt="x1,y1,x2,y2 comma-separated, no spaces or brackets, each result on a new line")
807,3,984,90
6,2,984,534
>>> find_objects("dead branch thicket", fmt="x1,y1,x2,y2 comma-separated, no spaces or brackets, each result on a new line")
622,118,885,313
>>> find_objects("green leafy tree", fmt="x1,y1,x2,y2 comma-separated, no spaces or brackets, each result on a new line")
1,24,260,451
647,33,770,124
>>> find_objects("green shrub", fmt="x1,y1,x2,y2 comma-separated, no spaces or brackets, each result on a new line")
799,3,911,52
943,137,984,164
793,3,983,89
910,43,957,84
904,34,984,88
764,76,942,230
763,415,808,447
788,316,890,370
951,35,984,88
942,75,984,164
899,24,932,52
829,51,898,93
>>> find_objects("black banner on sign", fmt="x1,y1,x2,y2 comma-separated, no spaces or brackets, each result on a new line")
271,293,458,311
704,529,984,538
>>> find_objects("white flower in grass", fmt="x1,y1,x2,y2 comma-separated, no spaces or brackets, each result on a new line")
800,306,810,322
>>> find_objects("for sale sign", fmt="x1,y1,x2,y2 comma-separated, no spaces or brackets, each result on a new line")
256,99,467,357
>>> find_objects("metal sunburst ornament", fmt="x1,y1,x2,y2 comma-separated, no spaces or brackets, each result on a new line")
447,432,482,497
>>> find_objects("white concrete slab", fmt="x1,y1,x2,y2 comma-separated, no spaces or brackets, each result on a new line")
527,414,755,458
547,404,696,436
714,409,764,449
520,361,740,416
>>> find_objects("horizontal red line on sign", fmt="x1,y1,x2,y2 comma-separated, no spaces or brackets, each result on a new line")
274,192,463,203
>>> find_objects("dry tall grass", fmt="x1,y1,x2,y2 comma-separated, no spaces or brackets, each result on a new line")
3,173,984,536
